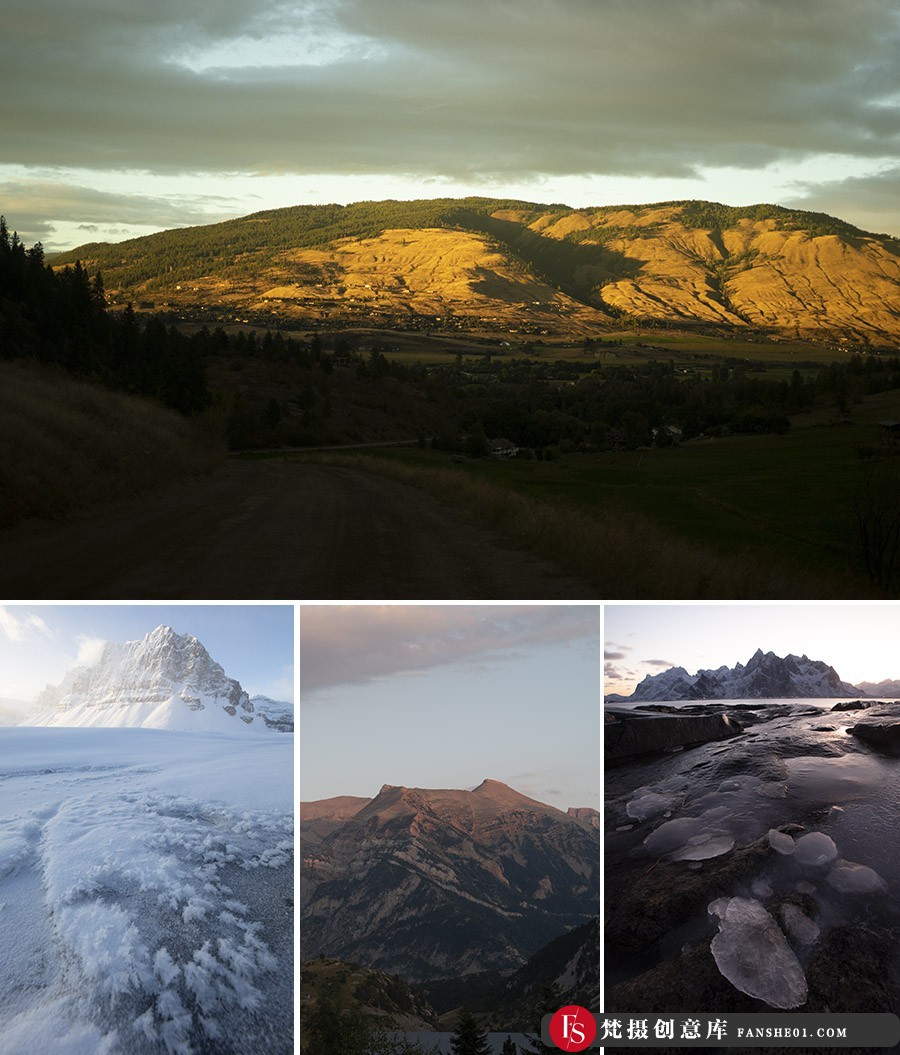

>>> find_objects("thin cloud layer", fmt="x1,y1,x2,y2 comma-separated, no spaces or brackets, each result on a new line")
300,605,599,694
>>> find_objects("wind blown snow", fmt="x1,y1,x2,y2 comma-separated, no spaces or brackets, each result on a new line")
0,728,292,1055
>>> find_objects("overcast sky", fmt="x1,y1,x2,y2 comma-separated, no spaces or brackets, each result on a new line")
0,605,294,714
605,604,900,697
3,0,900,250
299,604,600,809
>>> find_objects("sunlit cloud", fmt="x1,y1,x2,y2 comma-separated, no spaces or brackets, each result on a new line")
301,605,598,694
74,635,107,667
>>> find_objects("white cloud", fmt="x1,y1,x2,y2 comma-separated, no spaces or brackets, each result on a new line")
0,608,54,643
74,635,107,667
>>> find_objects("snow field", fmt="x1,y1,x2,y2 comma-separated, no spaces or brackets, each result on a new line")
0,728,292,1055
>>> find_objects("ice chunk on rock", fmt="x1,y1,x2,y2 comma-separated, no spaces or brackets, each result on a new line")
768,829,795,855
708,897,807,1008
826,859,887,894
626,792,679,822
751,879,773,898
671,835,734,861
643,817,704,856
794,832,838,868
781,904,820,945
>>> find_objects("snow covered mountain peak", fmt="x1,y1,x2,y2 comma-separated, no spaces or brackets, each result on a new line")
611,649,860,702
27,625,266,732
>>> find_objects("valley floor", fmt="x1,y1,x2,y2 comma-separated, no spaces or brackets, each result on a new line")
0,728,293,1055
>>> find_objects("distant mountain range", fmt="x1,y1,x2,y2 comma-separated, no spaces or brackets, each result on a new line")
52,198,900,341
26,625,291,733
300,779,599,981
607,648,860,702
856,679,900,697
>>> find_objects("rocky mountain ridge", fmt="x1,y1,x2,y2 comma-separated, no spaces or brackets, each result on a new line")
52,198,900,341
608,648,859,702
300,779,600,981
27,624,272,732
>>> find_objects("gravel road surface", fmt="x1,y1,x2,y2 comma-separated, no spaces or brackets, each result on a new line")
0,460,593,599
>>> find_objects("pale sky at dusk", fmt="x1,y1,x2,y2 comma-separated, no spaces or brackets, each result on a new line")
299,605,601,809
605,604,900,697
3,0,900,250
0,605,294,713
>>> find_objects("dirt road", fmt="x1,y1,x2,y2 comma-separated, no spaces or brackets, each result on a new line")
0,460,593,599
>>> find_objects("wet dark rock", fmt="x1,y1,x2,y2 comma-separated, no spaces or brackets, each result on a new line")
847,720,900,754
605,838,770,953
831,699,871,712
605,711,743,762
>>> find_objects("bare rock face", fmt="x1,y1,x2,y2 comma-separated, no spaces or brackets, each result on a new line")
605,711,742,760
848,717,900,754
29,625,258,732
300,779,600,980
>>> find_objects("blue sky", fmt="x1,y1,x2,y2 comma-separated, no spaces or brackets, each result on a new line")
3,0,900,250
0,605,294,709
606,604,900,697
299,605,601,810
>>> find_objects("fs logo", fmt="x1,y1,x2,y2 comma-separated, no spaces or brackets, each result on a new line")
548,1005,596,1051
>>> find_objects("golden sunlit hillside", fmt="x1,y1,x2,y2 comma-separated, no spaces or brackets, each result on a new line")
52,198,900,343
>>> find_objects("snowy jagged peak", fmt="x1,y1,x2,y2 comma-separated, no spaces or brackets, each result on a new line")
249,695,294,732
612,649,860,702
26,625,267,733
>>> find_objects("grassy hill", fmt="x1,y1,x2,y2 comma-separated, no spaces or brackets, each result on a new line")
51,199,900,342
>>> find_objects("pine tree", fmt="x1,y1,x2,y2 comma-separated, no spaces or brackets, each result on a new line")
501,1037,518,1055
450,1006,491,1055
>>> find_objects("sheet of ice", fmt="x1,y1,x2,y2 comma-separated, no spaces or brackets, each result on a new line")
785,755,881,802
794,832,838,868
626,791,678,821
708,897,808,1009
643,817,705,855
671,835,734,861
826,859,887,894
781,904,820,945
768,829,795,855
0,727,292,1055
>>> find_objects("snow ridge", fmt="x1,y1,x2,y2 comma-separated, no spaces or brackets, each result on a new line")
26,626,262,733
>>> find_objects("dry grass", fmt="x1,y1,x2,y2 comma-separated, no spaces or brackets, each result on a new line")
0,361,226,528
303,453,866,599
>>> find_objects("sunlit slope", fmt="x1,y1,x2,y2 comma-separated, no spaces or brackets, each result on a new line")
53,199,900,339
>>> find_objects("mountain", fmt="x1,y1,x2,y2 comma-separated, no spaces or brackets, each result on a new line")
608,649,860,702
250,694,294,732
26,625,271,732
300,795,372,848
856,679,900,697
299,957,438,1034
52,198,900,341
300,779,600,981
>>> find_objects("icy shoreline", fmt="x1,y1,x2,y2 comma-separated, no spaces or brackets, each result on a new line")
605,697,900,1017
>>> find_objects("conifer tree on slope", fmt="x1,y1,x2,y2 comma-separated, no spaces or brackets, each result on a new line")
450,1006,491,1055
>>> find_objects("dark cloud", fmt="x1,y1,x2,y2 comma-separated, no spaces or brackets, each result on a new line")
4,0,900,184
300,605,599,693
645,658,675,668
787,165,900,236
